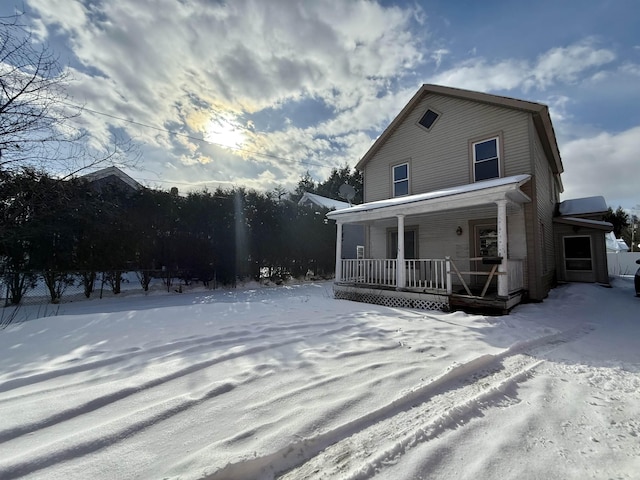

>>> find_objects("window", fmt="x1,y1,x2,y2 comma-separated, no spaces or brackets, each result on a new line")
393,163,409,197
477,226,498,257
473,137,500,181
564,236,592,271
418,109,439,130
388,229,417,259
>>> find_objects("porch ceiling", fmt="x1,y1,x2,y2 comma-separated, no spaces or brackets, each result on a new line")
327,175,531,223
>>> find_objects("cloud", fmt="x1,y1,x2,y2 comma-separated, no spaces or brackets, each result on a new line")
16,0,635,203
561,126,640,208
528,40,616,89
429,39,616,93
23,0,428,190
430,49,450,68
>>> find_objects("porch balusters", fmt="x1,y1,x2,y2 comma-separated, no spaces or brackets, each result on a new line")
403,259,450,294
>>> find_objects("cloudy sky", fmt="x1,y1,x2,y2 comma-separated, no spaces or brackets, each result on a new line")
2,0,639,208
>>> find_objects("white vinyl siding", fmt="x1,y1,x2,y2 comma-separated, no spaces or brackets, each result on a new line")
363,93,531,202
531,122,557,284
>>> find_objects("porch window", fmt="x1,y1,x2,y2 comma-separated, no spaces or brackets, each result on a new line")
392,163,409,197
388,229,417,259
473,137,500,181
564,236,592,271
477,226,498,257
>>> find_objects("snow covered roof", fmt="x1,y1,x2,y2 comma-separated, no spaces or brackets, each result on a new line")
327,175,531,222
298,192,350,210
558,196,608,217
81,166,142,191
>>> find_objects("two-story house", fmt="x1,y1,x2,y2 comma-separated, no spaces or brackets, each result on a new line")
327,84,611,313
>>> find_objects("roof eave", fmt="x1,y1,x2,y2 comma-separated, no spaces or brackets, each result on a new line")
553,217,613,232
327,176,531,223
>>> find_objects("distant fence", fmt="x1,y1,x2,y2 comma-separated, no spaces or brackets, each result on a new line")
607,252,640,276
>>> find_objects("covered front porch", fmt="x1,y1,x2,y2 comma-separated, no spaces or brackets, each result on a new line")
326,175,532,314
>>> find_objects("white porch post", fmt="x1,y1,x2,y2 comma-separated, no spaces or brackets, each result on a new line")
496,200,508,297
335,221,343,282
396,214,406,289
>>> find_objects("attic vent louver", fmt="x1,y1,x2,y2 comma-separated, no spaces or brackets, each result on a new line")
418,109,439,130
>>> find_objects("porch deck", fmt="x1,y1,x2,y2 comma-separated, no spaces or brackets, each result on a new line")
335,257,525,314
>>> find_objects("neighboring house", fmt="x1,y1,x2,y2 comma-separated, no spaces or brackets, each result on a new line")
326,84,612,313
605,232,629,253
81,166,142,194
553,196,612,284
298,192,365,260
299,191,351,210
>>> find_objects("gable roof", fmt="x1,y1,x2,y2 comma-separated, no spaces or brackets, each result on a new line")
356,84,563,176
298,192,350,210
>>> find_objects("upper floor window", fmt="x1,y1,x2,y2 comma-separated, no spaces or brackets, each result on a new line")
418,108,440,130
473,137,500,181
393,162,409,197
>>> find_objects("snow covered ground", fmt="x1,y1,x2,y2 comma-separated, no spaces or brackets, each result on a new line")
0,278,639,479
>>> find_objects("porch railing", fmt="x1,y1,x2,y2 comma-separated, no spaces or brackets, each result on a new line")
404,259,450,294
341,259,397,287
339,258,450,294
339,257,523,298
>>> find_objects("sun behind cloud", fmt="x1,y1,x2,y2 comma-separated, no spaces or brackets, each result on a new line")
204,114,247,150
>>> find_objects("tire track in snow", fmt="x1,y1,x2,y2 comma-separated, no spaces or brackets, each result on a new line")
0,381,237,479
202,324,593,480
0,319,343,395
0,317,356,479
0,338,302,444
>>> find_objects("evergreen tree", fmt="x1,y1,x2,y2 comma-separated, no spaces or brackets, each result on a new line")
603,206,630,238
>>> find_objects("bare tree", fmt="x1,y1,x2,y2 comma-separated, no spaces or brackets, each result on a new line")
0,13,136,175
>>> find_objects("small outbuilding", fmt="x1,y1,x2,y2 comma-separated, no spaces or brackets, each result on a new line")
553,196,613,284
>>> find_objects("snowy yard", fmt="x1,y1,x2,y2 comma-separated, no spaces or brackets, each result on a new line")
0,278,639,479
